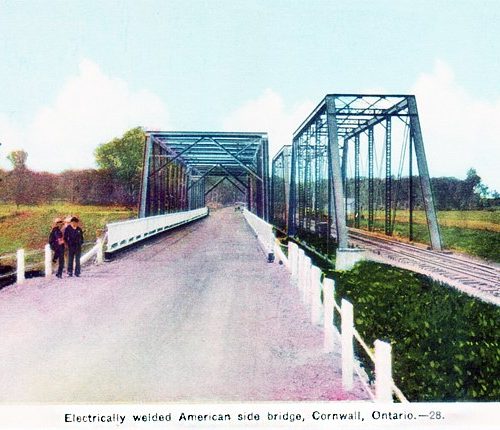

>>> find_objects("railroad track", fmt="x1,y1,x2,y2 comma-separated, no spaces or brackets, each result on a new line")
348,229,500,305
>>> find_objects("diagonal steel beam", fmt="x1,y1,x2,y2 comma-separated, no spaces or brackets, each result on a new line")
187,164,219,190
343,98,409,140
204,176,227,196
217,163,248,189
224,176,246,194
208,137,263,182
148,136,206,178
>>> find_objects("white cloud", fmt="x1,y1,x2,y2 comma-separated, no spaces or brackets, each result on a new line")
0,59,170,172
411,60,500,191
222,89,315,158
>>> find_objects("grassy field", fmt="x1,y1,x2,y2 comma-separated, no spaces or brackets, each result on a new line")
347,209,500,262
0,203,136,255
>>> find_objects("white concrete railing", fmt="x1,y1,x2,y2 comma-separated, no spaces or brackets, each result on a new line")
4,207,208,285
106,207,208,252
241,213,404,401
242,209,275,257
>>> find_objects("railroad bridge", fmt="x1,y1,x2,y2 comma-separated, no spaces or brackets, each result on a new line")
1,94,499,403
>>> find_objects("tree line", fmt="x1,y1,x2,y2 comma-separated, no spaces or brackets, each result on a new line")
0,127,144,208
0,126,497,210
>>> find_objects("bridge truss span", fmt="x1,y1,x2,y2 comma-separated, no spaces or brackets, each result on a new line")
139,131,270,220
286,94,442,251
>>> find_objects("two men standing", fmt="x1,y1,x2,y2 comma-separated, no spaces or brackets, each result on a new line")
49,216,84,278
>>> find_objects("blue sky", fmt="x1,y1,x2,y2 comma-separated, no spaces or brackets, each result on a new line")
1,0,499,190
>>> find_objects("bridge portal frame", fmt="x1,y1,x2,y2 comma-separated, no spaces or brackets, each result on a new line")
139,131,270,220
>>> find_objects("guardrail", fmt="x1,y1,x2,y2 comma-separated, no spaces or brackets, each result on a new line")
106,207,209,252
242,209,275,257
242,212,407,402
0,240,105,286
288,241,407,402
1,207,209,287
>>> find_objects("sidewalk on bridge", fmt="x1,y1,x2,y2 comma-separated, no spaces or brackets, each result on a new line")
0,207,369,402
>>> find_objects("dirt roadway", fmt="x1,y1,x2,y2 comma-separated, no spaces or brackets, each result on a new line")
0,208,368,402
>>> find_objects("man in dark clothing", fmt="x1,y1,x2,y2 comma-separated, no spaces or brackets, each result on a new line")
49,218,65,278
64,216,84,277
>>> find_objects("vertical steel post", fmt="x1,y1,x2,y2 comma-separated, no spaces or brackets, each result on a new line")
409,134,414,241
263,137,270,221
354,134,360,228
314,124,320,230
288,137,297,235
325,97,348,249
270,159,275,225
304,136,311,232
385,117,392,235
139,135,152,218
342,138,349,225
407,96,441,250
368,127,374,231
327,134,332,253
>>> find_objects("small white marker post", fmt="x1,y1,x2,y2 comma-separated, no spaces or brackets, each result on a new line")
268,231,275,257
323,277,335,352
341,298,354,390
298,249,305,293
16,249,25,285
96,238,104,265
310,265,322,325
291,243,298,275
375,340,394,402
303,256,312,305
289,243,297,279
44,244,52,277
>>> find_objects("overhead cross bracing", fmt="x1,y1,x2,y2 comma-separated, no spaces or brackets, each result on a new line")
287,94,442,251
139,131,270,220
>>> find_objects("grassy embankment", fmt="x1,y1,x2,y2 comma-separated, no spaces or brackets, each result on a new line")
329,262,500,401
348,209,500,262
290,209,500,401
0,203,136,255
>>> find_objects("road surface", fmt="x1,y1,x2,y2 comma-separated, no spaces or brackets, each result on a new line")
0,208,368,402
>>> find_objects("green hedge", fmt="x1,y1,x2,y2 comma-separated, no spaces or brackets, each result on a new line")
327,262,500,401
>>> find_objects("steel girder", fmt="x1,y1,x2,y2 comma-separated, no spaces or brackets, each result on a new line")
288,94,442,251
139,131,270,220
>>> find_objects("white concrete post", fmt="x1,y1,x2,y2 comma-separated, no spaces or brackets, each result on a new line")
341,298,354,390
269,230,275,256
291,243,298,276
310,265,323,325
96,238,104,265
292,243,298,279
323,277,335,352
44,244,52,278
375,340,393,402
298,249,305,293
16,249,25,285
303,256,312,305
289,243,296,278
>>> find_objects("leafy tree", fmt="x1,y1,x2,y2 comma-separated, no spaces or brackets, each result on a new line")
4,150,33,208
94,127,145,205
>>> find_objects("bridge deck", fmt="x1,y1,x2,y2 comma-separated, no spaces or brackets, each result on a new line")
0,208,367,402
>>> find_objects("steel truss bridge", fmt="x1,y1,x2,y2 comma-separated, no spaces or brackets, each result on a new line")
139,131,270,220
139,94,442,253
272,94,442,251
